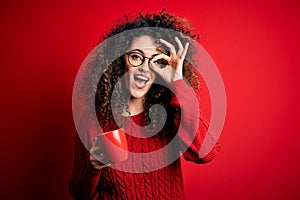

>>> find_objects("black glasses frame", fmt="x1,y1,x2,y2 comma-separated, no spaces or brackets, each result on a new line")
125,52,159,67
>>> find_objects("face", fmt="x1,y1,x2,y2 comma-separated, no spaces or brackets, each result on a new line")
124,36,159,99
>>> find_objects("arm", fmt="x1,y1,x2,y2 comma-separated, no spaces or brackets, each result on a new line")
171,79,221,164
150,37,220,163
68,111,107,199
68,135,102,200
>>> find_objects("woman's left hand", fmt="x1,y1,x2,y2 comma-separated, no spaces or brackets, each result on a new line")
150,37,189,85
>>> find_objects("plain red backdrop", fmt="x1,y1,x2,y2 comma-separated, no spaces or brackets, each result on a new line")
0,0,299,199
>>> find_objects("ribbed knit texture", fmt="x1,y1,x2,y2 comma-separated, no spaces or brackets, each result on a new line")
69,80,221,200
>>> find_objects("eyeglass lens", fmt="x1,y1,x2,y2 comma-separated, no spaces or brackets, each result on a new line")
127,52,167,68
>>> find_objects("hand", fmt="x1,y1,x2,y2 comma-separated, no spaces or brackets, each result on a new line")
89,154,111,170
150,37,189,85
89,137,111,170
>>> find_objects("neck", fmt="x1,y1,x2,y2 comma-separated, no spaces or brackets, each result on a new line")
126,96,144,116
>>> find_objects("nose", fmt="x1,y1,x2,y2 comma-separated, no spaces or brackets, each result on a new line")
138,58,150,73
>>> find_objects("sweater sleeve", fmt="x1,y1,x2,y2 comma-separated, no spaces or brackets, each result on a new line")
68,111,103,200
170,79,221,164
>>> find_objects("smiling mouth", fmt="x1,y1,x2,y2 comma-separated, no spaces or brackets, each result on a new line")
134,74,149,89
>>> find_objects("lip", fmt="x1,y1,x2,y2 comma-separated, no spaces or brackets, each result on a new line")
133,74,150,89
134,74,150,81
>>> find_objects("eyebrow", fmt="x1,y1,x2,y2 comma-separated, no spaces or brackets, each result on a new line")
129,49,160,57
129,49,144,54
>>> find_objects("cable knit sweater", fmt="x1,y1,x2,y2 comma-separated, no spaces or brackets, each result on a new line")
69,80,220,200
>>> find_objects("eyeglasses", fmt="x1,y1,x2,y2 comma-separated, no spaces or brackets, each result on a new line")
125,51,168,68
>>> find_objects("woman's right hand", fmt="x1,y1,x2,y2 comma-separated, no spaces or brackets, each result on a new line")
89,137,111,170
89,154,110,170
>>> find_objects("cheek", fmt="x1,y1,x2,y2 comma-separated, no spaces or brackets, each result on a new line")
150,71,156,82
124,67,134,86
124,62,130,73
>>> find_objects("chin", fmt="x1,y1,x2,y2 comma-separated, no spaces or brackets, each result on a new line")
131,90,147,99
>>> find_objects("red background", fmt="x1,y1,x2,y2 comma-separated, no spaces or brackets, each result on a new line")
1,0,299,199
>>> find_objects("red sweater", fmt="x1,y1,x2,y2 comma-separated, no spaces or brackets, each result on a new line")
69,80,220,200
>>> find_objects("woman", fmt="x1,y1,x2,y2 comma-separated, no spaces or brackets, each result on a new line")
69,10,220,200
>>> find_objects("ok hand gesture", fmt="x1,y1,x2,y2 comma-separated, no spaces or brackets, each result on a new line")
150,37,189,85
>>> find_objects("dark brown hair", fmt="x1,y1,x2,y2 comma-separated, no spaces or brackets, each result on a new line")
83,9,200,137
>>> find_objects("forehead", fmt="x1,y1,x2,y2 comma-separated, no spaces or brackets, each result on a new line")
128,35,159,54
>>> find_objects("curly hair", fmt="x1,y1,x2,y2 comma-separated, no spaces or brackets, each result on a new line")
82,9,201,137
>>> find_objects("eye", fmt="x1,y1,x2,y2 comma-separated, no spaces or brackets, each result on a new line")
130,53,143,61
153,59,168,65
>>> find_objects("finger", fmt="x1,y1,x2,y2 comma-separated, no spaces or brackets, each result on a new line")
174,37,184,55
149,58,168,78
90,155,111,170
152,54,171,64
90,146,101,158
151,54,171,70
90,149,108,163
159,39,176,56
181,42,189,60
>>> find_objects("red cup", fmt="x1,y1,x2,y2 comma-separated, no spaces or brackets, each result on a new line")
96,128,128,163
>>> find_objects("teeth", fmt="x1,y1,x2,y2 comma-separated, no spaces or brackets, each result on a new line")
135,75,149,81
